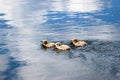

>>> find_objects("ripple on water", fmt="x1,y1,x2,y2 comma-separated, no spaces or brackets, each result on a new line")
40,40,120,77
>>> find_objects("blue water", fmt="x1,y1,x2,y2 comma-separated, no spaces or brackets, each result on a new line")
0,0,120,80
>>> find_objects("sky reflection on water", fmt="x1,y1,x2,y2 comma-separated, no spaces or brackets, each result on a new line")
0,0,120,80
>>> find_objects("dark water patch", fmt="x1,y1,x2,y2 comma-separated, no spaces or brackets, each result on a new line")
0,13,5,16
0,42,9,55
0,19,12,29
81,40,120,56
0,19,9,23
0,23,12,29
2,57,26,80
0,48,10,54
0,43,7,46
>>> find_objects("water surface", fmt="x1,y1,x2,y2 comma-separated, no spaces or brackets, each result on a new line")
0,0,120,80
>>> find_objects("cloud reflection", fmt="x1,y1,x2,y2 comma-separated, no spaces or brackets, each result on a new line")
51,0,105,12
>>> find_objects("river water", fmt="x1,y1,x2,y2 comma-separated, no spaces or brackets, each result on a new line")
0,0,120,80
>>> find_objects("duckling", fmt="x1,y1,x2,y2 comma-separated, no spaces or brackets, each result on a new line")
72,39,87,47
55,42,70,50
41,40,55,48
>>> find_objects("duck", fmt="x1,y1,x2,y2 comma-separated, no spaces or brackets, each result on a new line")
55,42,70,50
41,40,55,48
72,38,87,47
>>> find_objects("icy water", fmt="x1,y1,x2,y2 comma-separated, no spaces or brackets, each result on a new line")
0,0,120,80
